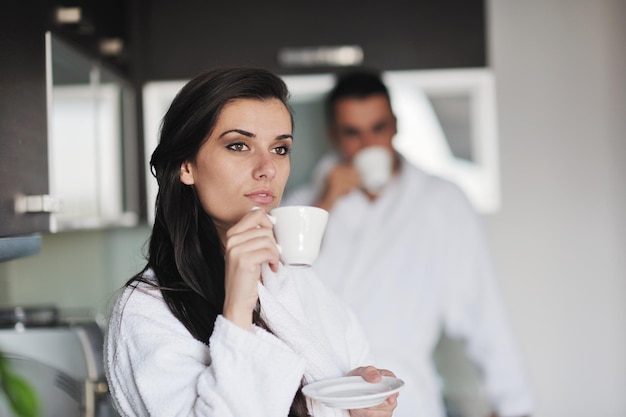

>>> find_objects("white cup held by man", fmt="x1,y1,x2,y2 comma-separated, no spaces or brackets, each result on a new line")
270,206,329,267
353,146,393,193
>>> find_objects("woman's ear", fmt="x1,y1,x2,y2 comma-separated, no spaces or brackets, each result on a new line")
180,161,195,185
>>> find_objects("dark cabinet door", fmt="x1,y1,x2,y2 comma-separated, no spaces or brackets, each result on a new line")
0,3,50,237
136,0,487,81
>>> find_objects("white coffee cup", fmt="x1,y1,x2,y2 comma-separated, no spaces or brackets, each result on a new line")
353,146,393,193
270,206,329,267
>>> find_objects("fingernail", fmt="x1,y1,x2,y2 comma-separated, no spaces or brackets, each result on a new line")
251,206,261,211
267,214,276,224
276,243,282,254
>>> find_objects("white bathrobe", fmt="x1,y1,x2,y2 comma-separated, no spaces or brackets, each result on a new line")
284,154,534,417
104,264,373,417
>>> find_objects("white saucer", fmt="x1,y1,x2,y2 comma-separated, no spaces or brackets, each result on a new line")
302,376,404,409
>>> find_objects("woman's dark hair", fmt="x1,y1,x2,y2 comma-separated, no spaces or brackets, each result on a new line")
130,67,308,416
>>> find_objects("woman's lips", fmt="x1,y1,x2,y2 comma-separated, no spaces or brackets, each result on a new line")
246,192,275,205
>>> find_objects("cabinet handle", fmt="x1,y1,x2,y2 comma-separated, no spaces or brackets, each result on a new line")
14,194,61,213
277,45,364,68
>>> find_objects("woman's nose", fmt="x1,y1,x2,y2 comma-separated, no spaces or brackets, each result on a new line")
253,152,276,180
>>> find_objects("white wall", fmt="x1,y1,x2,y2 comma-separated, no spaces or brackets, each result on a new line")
485,1,626,416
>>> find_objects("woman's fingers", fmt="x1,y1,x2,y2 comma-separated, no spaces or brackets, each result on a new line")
378,368,395,378
346,366,399,417
227,207,275,239
222,207,281,329
347,366,382,383
226,226,280,270
226,207,280,271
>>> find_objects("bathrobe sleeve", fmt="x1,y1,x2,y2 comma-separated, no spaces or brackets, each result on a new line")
440,186,534,417
104,285,306,417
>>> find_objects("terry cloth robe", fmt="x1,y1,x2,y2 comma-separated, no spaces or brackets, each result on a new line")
283,153,535,417
104,265,373,417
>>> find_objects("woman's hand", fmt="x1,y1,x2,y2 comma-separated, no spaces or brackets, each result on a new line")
222,207,280,331
347,366,399,417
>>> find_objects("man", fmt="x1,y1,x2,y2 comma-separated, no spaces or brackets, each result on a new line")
283,70,534,417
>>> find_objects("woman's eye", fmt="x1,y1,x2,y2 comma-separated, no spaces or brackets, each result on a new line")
227,142,248,152
273,145,290,156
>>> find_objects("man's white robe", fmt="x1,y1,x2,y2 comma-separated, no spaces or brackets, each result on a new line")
284,155,534,417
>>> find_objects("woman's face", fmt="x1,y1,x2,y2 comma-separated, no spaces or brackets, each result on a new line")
180,98,292,235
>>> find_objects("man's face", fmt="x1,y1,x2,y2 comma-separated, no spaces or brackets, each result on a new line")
330,94,397,162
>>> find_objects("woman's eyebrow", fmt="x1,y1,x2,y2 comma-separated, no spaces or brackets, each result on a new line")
220,129,293,141
219,128,254,138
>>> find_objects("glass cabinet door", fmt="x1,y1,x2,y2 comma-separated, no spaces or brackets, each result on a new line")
47,33,138,231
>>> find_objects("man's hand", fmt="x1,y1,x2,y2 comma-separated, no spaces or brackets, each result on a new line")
315,164,361,211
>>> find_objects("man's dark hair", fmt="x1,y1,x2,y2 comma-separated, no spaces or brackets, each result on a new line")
324,69,391,125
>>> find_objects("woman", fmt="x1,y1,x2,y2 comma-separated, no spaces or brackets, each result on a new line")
104,67,398,417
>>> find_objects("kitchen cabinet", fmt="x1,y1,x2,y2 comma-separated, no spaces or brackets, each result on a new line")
0,3,50,239
48,34,140,231
0,2,140,248
133,0,487,81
